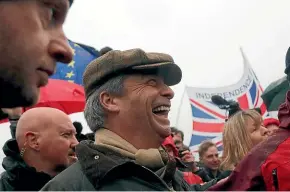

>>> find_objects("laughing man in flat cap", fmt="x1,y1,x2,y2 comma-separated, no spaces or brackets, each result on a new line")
42,48,218,191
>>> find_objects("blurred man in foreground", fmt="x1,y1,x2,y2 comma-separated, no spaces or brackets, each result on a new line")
0,107,78,191
0,0,73,108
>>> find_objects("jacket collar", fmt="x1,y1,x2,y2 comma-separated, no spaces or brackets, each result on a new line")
76,140,189,190
204,166,221,179
75,140,131,189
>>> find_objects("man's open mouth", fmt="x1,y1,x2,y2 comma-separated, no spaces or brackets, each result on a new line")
68,151,77,159
152,105,170,115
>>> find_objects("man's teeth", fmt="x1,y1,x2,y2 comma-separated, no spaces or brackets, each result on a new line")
153,106,170,112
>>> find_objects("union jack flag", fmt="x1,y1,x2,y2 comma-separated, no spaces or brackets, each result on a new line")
185,49,267,157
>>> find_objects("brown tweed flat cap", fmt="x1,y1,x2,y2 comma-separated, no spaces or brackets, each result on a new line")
83,48,182,98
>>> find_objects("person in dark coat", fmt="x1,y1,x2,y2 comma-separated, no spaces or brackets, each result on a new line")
41,48,218,191
0,108,79,191
85,132,95,141
73,121,88,142
0,0,73,108
194,141,222,182
1,108,23,139
0,139,52,191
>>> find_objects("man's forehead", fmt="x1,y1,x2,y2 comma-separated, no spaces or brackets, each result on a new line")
49,116,74,130
206,152,218,156
57,122,76,131
205,147,218,155
175,133,182,137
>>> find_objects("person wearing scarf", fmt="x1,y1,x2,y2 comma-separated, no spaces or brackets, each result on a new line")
41,48,217,191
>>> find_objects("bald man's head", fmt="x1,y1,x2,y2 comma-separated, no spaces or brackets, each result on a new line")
16,107,79,176
16,108,71,146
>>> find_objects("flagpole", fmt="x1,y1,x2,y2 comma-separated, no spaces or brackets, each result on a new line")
175,87,186,127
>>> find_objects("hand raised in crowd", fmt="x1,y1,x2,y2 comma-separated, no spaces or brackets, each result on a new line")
180,150,195,162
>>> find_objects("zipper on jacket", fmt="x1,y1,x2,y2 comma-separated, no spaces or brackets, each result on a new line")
272,168,279,191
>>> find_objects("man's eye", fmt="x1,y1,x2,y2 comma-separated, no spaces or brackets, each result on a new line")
62,133,71,138
42,0,67,27
147,79,157,86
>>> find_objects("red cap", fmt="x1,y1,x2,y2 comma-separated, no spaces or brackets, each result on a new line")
264,118,279,127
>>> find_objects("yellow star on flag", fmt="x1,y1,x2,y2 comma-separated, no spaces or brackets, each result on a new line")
68,60,75,68
66,71,75,78
71,47,76,55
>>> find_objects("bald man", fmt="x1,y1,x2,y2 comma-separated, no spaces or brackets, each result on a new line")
0,107,79,191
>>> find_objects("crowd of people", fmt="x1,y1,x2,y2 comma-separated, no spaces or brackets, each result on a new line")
0,0,290,191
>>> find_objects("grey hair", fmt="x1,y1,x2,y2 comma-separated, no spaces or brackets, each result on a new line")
84,75,126,132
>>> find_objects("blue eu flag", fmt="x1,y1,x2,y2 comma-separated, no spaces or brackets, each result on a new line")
50,40,99,85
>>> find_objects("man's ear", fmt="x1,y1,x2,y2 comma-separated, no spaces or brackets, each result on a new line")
99,91,120,113
25,131,40,151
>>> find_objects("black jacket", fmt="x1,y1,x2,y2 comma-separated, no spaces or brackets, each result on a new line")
217,170,232,180
8,118,18,139
195,167,223,182
0,139,52,191
41,141,217,191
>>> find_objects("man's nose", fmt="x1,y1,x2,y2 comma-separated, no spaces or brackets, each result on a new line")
71,135,79,148
213,156,219,162
48,32,73,64
160,84,175,100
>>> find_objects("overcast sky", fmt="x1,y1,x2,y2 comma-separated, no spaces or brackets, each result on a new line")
65,0,290,86
64,0,290,125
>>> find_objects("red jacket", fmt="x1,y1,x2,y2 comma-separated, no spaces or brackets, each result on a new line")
183,172,203,184
208,91,290,191
162,136,178,157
